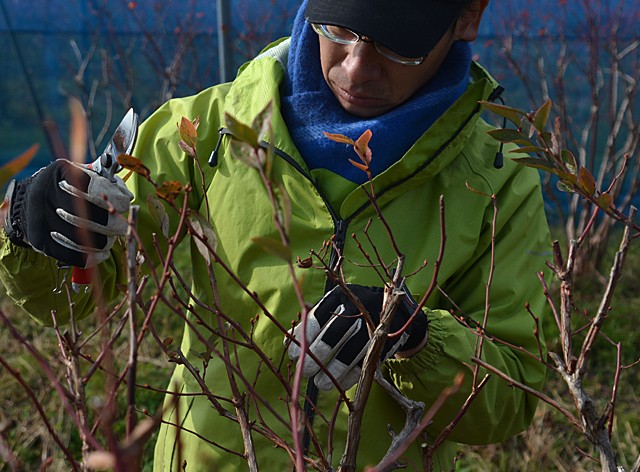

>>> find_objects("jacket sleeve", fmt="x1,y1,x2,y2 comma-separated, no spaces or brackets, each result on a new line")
0,84,228,326
386,156,551,445
0,230,125,325
124,85,227,267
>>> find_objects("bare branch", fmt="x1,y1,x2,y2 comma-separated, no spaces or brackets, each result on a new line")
474,356,582,430
575,206,635,378
368,372,465,472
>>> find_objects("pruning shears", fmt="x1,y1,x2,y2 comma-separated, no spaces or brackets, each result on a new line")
72,108,139,292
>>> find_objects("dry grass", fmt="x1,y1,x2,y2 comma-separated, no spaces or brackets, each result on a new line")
458,393,639,471
0,288,173,471
1,243,639,471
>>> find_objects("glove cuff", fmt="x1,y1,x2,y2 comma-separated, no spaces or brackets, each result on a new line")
3,179,30,248
399,307,429,354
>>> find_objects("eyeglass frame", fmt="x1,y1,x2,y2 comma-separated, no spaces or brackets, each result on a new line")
310,23,427,66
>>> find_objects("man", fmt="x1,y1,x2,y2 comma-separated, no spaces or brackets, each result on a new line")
1,0,551,470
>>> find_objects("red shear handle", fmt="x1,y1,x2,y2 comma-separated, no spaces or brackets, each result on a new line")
72,266,94,286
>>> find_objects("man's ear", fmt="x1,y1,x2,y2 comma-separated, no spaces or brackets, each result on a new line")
454,0,489,42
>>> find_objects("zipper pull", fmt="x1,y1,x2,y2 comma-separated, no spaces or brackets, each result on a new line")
208,127,227,167
328,219,348,273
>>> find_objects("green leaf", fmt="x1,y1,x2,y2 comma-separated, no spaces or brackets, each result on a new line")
597,193,613,210
579,167,596,196
538,131,555,152
260,144,275,180
0,144,39,188
274,181,292,235
487,128,534,145
225,112,259,147
564,162,577,175
533,99,553,133
188,334,217,365
556,171,578,187
537,131,561,157
146,194,170,238
252,101,274,142
561,149,578,168
251,236,292,262
557,180,576,193
509,146,548,155
229,140,260,169
189,211,217,264
512,157,556,173
479,101,526,127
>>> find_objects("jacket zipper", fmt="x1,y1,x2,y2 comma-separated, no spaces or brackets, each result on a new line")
210,92,496,453
211,130,349,454
211,128,346,234
259,136,349,455
247,94,493,453
250,137,349,454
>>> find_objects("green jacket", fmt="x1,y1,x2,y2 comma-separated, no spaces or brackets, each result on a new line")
0,39,551,471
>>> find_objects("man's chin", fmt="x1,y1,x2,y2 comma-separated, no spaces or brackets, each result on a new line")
337,98,392,118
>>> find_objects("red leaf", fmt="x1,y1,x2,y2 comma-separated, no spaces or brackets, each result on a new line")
0,144,39,188
323,132,354,145
178,116,198,149
596,193,613,211
349,159,369,172
156,181,183,203
354,129,372,162
579,167,596,196
117,154,150,179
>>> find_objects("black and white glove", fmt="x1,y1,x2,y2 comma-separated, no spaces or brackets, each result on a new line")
3,159,134,268
288,284,428,391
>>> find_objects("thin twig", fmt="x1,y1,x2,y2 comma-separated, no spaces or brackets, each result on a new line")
368,372,465,472
607,342,622,438
575,207,635,378
431,375,490,451
473,356,582,430
125,206,140,438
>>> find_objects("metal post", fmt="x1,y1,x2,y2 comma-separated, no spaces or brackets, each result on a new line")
216,0,232,83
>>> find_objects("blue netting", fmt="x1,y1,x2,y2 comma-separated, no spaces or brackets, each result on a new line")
1,0,638,181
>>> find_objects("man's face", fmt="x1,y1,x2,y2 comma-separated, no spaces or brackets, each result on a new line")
318,28,457,118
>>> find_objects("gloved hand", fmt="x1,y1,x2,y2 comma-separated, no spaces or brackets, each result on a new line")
288,284,428,391
3,159,134,268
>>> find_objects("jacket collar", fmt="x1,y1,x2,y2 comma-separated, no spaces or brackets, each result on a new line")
224,40,503,218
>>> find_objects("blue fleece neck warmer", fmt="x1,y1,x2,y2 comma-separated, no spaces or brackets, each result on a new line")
280,1,472,184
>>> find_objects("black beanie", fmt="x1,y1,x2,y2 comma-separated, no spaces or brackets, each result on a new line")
305,0,468,58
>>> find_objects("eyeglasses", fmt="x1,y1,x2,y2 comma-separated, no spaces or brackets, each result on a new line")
310,23,426,66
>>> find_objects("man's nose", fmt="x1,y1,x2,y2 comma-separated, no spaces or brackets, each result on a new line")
342,41,383,82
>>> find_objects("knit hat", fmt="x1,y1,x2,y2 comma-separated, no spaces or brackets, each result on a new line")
305,0,468,58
